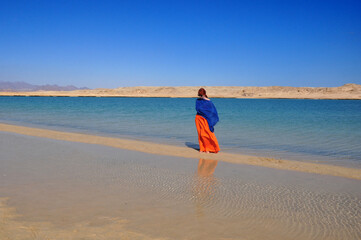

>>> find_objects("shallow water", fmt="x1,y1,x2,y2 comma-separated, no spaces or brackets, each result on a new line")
1,96,360,167
0,132,360,239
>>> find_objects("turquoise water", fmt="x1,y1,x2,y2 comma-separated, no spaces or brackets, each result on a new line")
1,96,360,167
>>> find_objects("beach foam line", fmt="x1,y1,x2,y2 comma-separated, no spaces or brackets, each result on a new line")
0,123,360,180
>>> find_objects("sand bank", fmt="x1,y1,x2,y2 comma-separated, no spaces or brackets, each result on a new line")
1,84,361,99
0,123,360,180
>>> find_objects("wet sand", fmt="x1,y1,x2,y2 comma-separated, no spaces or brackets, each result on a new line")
0,131,361,239
0,123,360,180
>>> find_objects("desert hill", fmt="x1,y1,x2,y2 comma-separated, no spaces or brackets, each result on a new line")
1,84,360,99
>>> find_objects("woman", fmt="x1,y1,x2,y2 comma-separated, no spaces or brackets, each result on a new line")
195,88,220,153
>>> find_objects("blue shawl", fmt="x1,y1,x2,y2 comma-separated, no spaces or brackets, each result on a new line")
196,98,219,132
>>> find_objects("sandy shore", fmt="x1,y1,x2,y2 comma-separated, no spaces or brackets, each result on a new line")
1,131,360,240
0,123,360,180
1,84,361,99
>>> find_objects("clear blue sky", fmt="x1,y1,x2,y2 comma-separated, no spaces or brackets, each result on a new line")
1,0,360,89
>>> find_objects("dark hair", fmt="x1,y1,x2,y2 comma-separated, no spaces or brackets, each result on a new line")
198,88,208,98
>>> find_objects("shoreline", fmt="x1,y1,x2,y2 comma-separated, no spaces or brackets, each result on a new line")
2,132,360,240
1,84,361,99
1,123,360,180
1,95,361,100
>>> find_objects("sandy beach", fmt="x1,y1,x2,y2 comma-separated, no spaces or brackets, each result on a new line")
1,84,361,99
1,130,360,239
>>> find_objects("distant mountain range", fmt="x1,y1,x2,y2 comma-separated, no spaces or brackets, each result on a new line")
0,81,89,91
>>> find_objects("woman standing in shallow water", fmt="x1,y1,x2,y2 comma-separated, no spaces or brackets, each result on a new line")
195,88,220,153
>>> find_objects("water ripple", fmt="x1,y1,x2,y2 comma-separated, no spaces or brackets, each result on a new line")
88,157,361,239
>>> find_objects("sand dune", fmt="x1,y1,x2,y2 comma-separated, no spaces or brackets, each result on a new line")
1,84,360,99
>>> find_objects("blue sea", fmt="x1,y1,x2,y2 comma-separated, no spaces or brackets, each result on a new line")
1,96,360,167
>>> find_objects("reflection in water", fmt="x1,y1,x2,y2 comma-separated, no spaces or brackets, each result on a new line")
192,159,218,218
197,158,218,177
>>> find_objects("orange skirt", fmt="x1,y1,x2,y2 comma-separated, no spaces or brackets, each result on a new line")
195,115,220,153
